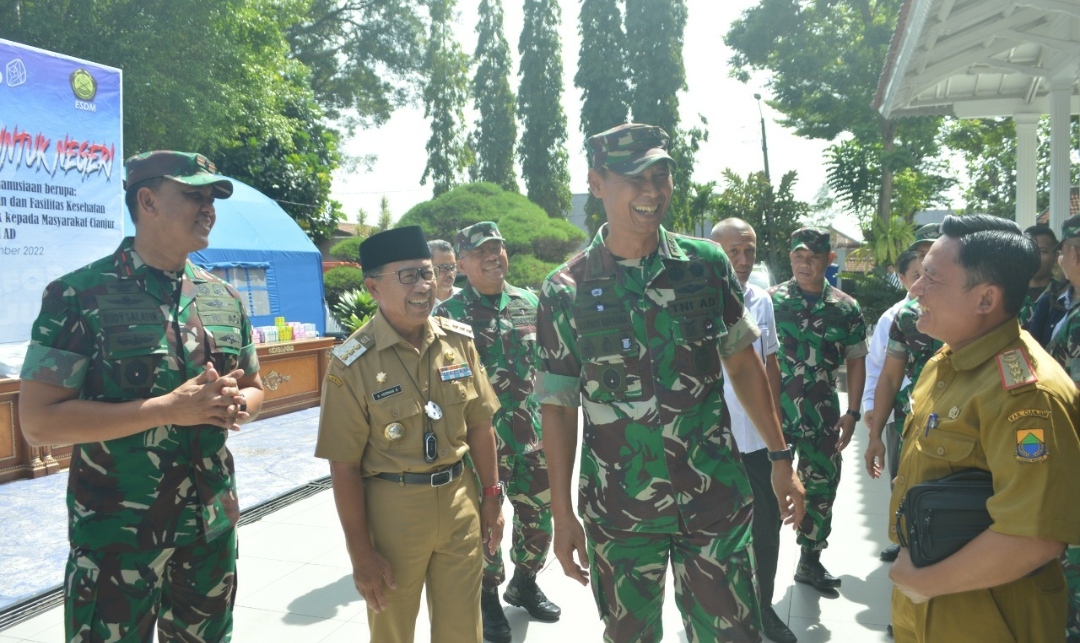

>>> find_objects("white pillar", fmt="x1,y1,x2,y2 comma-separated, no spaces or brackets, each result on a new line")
1014,113,1039,229
1049,80,1073,233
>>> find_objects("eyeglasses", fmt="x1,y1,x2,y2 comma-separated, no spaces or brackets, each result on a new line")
371,266,437,285
468,240,505,257
435,263,456,274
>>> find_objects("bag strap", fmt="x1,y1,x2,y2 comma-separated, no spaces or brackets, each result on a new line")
894,500,909,549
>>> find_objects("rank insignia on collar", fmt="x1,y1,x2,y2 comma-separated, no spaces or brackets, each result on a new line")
334,338,367,366
1016,428,1048,462
996,348,1037,390
376,372,387,383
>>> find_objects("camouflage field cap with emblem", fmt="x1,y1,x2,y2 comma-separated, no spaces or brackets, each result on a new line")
587,123,676,176
124,151,233,199
790,227,831,253
454,221,504,255
908,223,941,252
1056,215,1080,250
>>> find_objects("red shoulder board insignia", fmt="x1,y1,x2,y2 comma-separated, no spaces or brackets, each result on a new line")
996,348,1038,390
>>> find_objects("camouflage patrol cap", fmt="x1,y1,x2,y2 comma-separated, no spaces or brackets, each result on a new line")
790,227,831,253
454,221,504,254
587,123,676,176
124,151,233,199
907,223,940,251
1057,215,1080,250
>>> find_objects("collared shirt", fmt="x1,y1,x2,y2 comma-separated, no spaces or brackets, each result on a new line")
435,282,543,456
889,320,1080,547
21,237,258,552
769,279,868,430
722,282,777,454
886,299,944,414
315,310,500,476
862,297,910,420
535,224,759,533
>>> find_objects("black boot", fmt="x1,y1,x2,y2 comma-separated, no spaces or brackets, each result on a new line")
503,568,561,622
794,549,841,591
761,605,798,643
481,588,512,643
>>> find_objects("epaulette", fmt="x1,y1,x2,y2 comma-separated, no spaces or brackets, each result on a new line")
333,334,373,366
996,347,1038,390
436,316,474,338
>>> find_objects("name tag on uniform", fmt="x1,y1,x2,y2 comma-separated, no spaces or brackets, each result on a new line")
439,363,472,381
372,385,402,401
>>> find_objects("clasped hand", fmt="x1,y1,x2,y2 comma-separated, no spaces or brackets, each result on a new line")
168,362,248,430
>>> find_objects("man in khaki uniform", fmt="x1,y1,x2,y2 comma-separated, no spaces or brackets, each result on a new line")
316,225,505,643
889,214,1080,642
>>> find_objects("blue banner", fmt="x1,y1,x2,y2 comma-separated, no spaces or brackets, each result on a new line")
0,39,123,344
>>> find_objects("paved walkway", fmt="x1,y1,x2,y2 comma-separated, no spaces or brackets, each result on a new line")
0,411,897,642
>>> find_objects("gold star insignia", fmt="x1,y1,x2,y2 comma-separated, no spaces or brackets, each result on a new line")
376,372,387,383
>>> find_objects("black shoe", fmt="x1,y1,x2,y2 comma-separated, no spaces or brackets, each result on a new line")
481,588,512,643
762,605,798,643
503,568,561,622
879,544,901,562
887,624,893,638
794,550,842,591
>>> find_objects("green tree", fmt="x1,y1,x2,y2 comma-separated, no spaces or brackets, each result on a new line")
471,0,518,192
377,196,394,232
285,0,427,128
726,0,944,226
422,0,473,197
714,169,808,282
355,207,369,227
398,182,585,287
517,0,572,218
575,0,630,233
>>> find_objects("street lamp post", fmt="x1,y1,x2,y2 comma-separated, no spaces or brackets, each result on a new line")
754,93,777,271
754,93,772,183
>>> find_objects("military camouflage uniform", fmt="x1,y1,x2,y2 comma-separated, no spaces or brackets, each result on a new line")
536,225,763,643
769,279,867,551
435,283,553,588
21,237,257,643
887,299,944,417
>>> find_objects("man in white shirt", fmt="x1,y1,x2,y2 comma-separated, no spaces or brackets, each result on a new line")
712,218,795,643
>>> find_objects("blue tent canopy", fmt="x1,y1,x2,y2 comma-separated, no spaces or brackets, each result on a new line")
124,179,326,335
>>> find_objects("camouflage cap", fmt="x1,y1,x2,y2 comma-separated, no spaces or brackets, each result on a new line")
1057,215,1080,250
907,223,940,251
124,151,233,199
454,221,504,254
587,123,676,176
790,227,831,253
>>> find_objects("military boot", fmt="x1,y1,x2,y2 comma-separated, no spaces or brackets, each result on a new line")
794,549,841,591
481,588,512,643
503,568,562,622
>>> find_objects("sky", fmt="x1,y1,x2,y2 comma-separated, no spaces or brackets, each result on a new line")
329,0,836,226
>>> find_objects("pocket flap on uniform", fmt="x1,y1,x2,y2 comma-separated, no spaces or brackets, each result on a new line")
916,429,977,462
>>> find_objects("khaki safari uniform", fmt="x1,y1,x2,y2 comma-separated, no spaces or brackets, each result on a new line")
536,225,763,643
20,237,258,643
889,321,1080,643
315,310,500,643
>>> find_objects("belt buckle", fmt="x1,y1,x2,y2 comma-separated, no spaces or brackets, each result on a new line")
430,469,453,487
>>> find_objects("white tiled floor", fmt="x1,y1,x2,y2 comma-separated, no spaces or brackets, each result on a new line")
0,427,897,642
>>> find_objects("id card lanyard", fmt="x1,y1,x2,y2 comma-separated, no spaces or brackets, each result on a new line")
392,347,442,463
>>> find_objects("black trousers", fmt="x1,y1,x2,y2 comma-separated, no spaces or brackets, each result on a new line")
744,447,782,606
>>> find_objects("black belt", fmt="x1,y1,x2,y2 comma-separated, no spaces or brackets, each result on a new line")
373,461,464,487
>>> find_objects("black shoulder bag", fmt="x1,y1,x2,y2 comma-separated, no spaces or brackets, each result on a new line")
894,468,994,568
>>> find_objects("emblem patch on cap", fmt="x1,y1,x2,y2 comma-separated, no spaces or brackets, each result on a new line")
1016,428,1048,462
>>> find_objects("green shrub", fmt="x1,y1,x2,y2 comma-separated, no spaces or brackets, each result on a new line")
329,236,364,262
507,254,560,290
323,265,365,308
838,271,904,327
332,288,378,334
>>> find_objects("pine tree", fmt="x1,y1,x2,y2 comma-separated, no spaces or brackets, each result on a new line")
377,196,393,232
422,0,473,197
355,207,368,229
575,0,631,232
472,0,518,192
517,0,572,218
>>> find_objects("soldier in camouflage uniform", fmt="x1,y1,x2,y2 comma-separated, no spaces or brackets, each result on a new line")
19,151,264,643
769,227,867,592
535,123,805,643
434,221,560,643
1043,215,1080,643
1019,224,1060,327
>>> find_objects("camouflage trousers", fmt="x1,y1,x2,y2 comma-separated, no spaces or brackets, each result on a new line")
65,528,237,643
583,504,762,643
1064,546,1080,642
787,415,842,551
483,449,553,588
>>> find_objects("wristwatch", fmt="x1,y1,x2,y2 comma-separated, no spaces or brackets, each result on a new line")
767,445,794,462
482,482,505,501
845,409,862,422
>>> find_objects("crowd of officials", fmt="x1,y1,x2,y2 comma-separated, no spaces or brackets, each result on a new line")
15,123,1080,643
